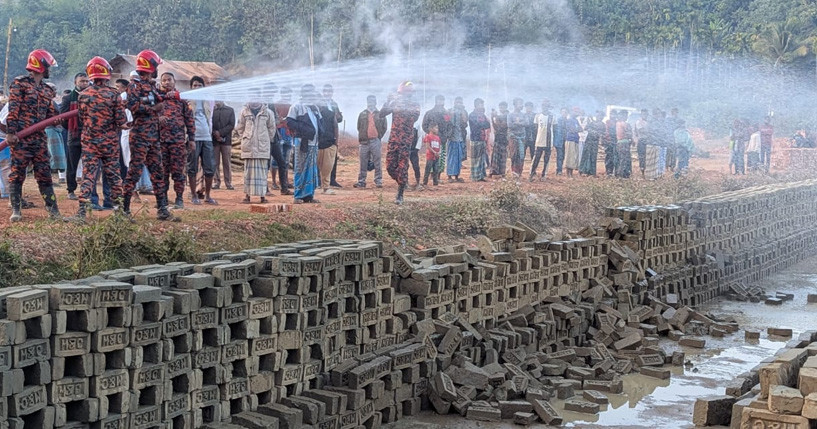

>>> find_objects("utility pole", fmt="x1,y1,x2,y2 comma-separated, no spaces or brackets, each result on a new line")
4,18,12,93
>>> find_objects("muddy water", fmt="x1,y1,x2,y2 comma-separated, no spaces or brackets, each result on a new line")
388,258,817,429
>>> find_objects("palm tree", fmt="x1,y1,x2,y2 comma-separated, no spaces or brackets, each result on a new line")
753,18,810,69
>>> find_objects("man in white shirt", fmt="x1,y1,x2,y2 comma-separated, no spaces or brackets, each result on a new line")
746,126,761,173
530,100,554,181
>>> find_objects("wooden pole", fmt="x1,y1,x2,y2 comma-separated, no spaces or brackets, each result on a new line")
4,18,12,93
337,29,343,66
502,62,508,102
486,44,491,101
422,51,426,107
309,14,315,71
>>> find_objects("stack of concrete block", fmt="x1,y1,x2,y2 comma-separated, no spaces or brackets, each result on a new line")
684,180,817,299
601,205,724,308
604,205,694,272
397,223,609,331
6,179,817,428
2,286,55,429
696,331,817,428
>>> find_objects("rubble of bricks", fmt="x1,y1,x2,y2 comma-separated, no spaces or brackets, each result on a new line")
0,179,816,428
696,332,817,428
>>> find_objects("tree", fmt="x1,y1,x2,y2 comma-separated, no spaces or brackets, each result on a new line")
752,18,811,69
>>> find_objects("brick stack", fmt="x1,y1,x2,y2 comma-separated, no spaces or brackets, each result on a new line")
696,331,817,428
683,180,817,300
3,287,54,428
5,180,817,428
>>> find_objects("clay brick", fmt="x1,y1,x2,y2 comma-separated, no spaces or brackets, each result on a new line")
800,367,817,397
564,399,600,414
131,285,162,303
466,405,501,422
802,392,817,419
50,377,89,404
281,396,325,425
51,332,91,357
768,385,804,415
760,363,791,399
49,285,96,310
640,366,671,379
583,390,609,405
768,328,793,337
741,407,810,428
531,399,562,425
613,333,642,351
679,337,706,348
9,385,47,417
692,395,736,426
6,290,48,321
497,400,533,419
433,371,457,402
177,273,214,290
513,411,538,425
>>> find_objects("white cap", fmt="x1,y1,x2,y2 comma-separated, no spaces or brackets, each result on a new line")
129,70,139,78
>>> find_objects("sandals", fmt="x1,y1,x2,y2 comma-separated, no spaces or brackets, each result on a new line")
205,198,218,206
241,196,251,204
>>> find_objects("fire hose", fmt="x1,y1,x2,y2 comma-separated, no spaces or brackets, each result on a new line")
0,110,79,152
0,90,180,152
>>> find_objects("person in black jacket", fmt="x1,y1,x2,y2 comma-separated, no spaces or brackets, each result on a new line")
286,85,322,204
60,72,89,200
211,101,235,190
354,95,386,188
323,85,344,188
317,84,342,194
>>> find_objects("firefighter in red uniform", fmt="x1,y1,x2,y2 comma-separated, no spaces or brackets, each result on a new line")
71,57,127,221
158,72,194,209
5,49,61,222
121,49,179,221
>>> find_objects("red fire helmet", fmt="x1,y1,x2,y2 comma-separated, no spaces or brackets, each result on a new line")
26,49,57,73
86,56,113,80
398,81,414,94
135,49,162,74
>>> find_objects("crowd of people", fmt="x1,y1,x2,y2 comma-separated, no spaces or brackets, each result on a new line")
0,49,353,222
728,117,775,174
1,47,768,222
367,91,699,204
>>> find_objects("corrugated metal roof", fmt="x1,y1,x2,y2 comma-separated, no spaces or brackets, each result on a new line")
109,54,230,86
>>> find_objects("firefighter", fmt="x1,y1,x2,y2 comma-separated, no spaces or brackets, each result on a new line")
158,72,194,209
5,49,61,222
71,57,127,221
121,49,179,221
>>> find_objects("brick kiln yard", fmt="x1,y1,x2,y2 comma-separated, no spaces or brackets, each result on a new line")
4,136,817,428
2,174,817,429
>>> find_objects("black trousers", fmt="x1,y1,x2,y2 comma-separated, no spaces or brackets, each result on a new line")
530,147,552,176
66,144,82,193
409,149,421,182
269,142,288,189
330,153,339,184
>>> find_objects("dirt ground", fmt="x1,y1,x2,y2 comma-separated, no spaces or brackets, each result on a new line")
0,135,748,227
